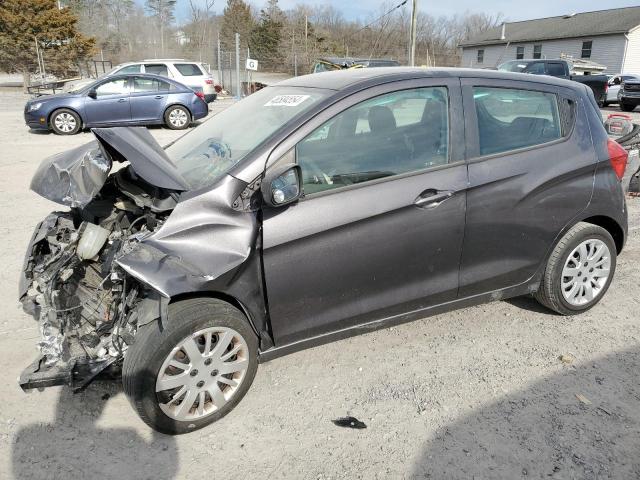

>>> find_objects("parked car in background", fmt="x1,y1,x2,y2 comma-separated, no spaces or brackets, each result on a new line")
497,59,609,106
24,73,208,135
311,57,400,73
617,78,640,111
605,74,640,106
19,68,628,434
108,59,220,103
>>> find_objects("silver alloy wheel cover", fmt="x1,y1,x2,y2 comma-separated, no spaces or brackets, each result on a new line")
156,326,250,421
168,108,188,127
561,238,611,307
54,112,77,133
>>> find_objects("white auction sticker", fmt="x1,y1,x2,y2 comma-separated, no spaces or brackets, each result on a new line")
264,95,310,107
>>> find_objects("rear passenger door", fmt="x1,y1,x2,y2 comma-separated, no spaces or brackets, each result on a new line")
129,76,170,122
262,79,468,346
458,78,596,297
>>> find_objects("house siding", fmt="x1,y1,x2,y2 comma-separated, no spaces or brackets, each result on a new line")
461,34,628,73
623,28,640,73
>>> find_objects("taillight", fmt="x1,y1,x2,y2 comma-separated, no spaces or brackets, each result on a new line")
205,79,213,85
607,138,628,180
195,91,205,100
604,83,609,93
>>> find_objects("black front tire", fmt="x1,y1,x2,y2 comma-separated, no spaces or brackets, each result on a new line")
122,298,259,434
49,108,81,135
620,102,636,112
164,105,191,130
534,222,617,315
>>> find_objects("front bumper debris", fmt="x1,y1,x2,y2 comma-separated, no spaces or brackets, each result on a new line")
19,355,118,392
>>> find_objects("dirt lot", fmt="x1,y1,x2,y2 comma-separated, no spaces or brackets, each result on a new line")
0,91,639,480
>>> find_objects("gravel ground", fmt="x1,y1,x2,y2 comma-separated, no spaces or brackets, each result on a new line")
0,92,639,480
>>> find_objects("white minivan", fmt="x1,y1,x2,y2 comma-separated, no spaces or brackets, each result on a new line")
109,59,221,103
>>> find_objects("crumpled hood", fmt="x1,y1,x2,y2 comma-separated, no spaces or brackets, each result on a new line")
30,127,189,208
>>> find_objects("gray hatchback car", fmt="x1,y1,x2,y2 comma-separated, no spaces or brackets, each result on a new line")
18,68,629,434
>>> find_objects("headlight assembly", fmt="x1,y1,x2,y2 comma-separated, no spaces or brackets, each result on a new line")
28,102,42,112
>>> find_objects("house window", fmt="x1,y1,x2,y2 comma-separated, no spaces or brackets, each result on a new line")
477,49,484,64
516,46,524,59
533,45,542,59
581,40,592,59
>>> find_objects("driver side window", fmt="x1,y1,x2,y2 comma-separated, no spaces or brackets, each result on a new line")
296,87,449,195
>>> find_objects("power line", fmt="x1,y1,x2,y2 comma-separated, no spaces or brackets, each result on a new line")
343,0,408,42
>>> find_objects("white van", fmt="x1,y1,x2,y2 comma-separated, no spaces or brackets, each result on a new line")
109,59,220,103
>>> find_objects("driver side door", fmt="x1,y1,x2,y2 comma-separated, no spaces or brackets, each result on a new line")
261,78,468,346
84,77,132,126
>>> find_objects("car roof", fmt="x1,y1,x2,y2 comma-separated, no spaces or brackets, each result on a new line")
101,73,188,87
277,67,585,91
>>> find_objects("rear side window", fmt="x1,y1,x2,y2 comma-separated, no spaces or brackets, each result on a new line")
174,63,204,76
473,87,562,156
547,63,566,77
297,87,449,195
144,63,169,76
117,64,141,74
132,77,170,93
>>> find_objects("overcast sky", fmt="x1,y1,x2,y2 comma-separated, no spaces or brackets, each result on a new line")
172,0,640,23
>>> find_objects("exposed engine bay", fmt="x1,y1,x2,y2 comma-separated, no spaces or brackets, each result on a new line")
19,166,176,389
18,126,265,392
18,128,183,390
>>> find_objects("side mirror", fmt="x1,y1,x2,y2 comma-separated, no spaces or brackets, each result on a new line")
262,163,302,207
87,89,97,99
614,78,621,85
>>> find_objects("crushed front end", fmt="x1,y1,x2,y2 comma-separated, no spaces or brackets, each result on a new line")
18,128,181,391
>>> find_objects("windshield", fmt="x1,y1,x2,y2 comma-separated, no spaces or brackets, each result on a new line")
498,61,529,72
164,86,331,190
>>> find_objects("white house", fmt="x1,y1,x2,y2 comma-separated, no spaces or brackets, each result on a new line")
459,6,640,74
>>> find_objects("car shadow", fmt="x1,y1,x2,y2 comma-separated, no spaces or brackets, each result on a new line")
11,378,179,480
505,295,557,315
411,346,640,479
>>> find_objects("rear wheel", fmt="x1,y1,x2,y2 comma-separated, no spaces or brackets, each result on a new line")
620,102,636,112
164,105,191,130
50,108,81,135
535,222,616,315
122,298,258,434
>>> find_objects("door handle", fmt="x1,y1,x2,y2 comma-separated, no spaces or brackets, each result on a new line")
117,98,127,103
154,95,164,99
414,189,455,209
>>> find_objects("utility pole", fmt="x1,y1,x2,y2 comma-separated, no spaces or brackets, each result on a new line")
235,33,241,98
409,0,418,66
217,32,222,86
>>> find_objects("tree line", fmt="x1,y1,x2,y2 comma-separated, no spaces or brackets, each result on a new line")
0,0,502,87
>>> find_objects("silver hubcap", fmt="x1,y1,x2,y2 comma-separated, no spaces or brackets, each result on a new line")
168,108,188,127
156,326,249,421
53,112,76,132
561,239,611,306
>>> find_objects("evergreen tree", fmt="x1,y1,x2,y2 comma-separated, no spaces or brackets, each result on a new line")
249,0,284,70
0,0,95,89
220,0,254,53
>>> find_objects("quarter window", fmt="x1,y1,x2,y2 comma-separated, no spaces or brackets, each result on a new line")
473,87,562,156
477,49,484,64
581,41,592,59
296,87,449,195
533,45,542,59
516,46,524,59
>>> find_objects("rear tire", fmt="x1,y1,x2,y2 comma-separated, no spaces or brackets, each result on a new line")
534,222,616,315
50,108,81,135
620,102,636,112
122,298,258,434
164,105,191,130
